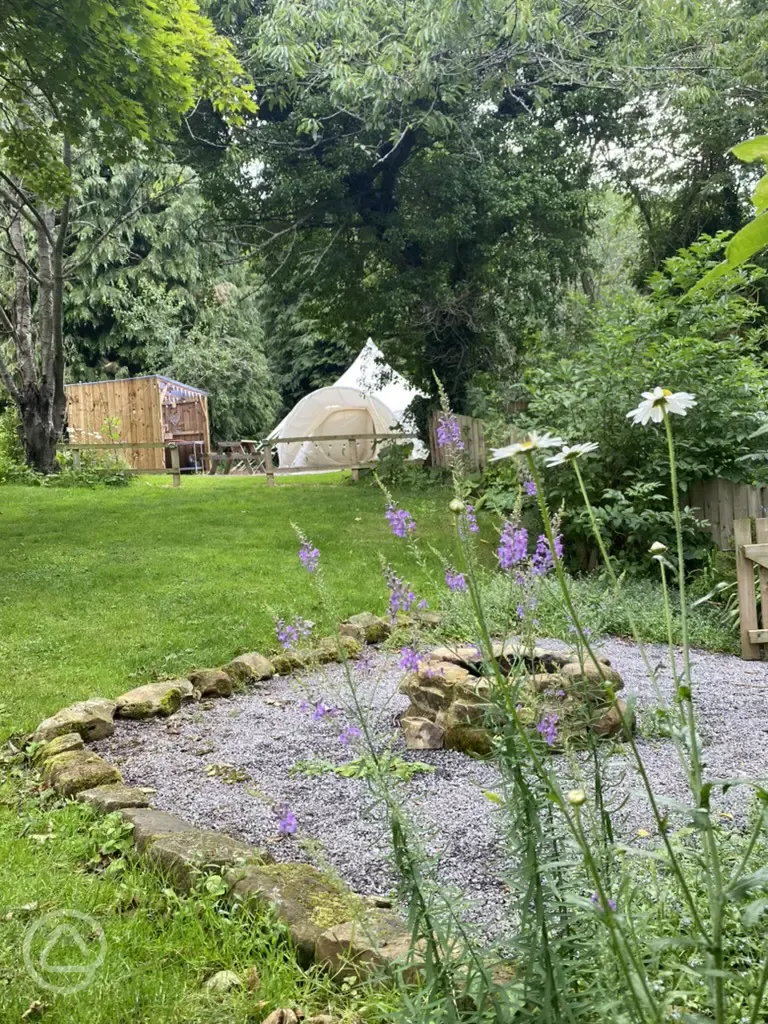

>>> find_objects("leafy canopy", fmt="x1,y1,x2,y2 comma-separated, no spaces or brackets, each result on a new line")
0,0,253,194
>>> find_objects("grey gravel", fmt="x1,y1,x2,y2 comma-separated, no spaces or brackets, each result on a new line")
94,637,768,945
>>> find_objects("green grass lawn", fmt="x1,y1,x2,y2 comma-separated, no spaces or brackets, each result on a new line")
0,473,458,739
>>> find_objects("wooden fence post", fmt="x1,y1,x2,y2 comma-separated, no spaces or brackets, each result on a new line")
350,438,359,482
264,445,275,486
734,517,760,660
170,444,181,488
72,448,81,471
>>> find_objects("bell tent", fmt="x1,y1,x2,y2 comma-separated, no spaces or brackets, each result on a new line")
268,340,424,469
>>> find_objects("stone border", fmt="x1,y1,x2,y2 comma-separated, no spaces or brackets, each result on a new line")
23,612,421,985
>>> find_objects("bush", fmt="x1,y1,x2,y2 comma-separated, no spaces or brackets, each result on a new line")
0,406,39,485
519,234,768,568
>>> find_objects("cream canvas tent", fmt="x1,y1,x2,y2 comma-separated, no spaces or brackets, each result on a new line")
269,339,425,469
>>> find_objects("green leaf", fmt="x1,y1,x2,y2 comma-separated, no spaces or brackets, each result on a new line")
727,866,768,901
754,175,768,213
742,896,768,928
731,136,768,163
725,211,768,267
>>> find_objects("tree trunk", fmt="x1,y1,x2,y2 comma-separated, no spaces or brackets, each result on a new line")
19,385,59,473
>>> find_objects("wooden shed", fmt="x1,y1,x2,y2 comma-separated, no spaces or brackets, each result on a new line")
65,375,210,471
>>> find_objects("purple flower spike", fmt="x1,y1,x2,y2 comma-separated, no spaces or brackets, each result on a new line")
276,616,313,650
299,538,320,572
531,534,563,576
384,567,418,620
385,503,416,538
399,647,421,672
277,805,297,835
436,413,465,451
524,479,537,497
496,521,528,571
459,504,479,539
444,567,467,592
536,713,559,747
339,724,362,745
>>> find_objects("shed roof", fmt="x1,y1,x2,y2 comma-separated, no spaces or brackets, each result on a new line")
65,374,208,397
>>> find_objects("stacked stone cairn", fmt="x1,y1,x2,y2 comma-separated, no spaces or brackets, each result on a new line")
400,640,631,755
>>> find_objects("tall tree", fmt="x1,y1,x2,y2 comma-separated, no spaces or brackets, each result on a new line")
0,0,250,470
186,0,712,409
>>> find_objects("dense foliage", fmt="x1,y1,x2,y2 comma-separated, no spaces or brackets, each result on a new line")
522,235,768,565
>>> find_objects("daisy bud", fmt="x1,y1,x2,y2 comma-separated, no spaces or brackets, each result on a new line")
566,789,586,807
449,498,465,514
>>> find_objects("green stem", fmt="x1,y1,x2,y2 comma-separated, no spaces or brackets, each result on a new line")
663,412,725,1024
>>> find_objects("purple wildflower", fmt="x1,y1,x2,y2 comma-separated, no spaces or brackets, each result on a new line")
531,534,563,576
399,647,421,672
299,539,320,572
384,567,417,620
516,604,525,620
436,413,465,451
277,805,297,835
309,701,339,720
536,713,559,746
497,521,528,571
459,504,479,539
385,503,416,538
417,598,429,610
524,479,537,497
276,616,313,650
445,567,467,592
591,892,617,913
339,724,362,745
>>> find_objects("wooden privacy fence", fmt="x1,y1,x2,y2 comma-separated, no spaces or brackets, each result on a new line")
428,413,486,472
688,480,768,550
734,517,768,660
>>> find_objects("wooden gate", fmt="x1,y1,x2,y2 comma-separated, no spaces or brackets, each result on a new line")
734,517,768,659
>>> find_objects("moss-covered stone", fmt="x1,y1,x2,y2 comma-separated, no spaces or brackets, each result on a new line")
346,612,392,644
228,862,364,965
118,807,198,852
316,908,413,981
32,698,116,745
225,652,274,684
42,750,122,796
77,784,154,813
145,830,269,891
33,731,84,763
443,725,494,757
116,680,194,719
188,668,234,697
271,650,309,675
314,635,362,663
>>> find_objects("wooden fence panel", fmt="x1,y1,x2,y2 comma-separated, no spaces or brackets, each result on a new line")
688,480,768,550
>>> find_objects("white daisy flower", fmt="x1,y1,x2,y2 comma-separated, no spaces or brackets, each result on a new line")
626,387,697,426
545,442,599,467
491,432,565,460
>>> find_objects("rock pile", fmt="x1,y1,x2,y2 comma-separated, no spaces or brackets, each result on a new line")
400,641,632,754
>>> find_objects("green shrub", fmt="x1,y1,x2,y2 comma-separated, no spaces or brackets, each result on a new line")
518,234,768,568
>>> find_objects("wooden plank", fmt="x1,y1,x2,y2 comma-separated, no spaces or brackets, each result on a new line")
264,445,275,486
735,518,762,660
755,519,768,636
742,543,768,570
717,479,734,550
350,438,359,482
170,445,181,488
748,629,768,644
733,483,750,524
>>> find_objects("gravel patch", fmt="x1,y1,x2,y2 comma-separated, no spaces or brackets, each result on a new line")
94,638,768,945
